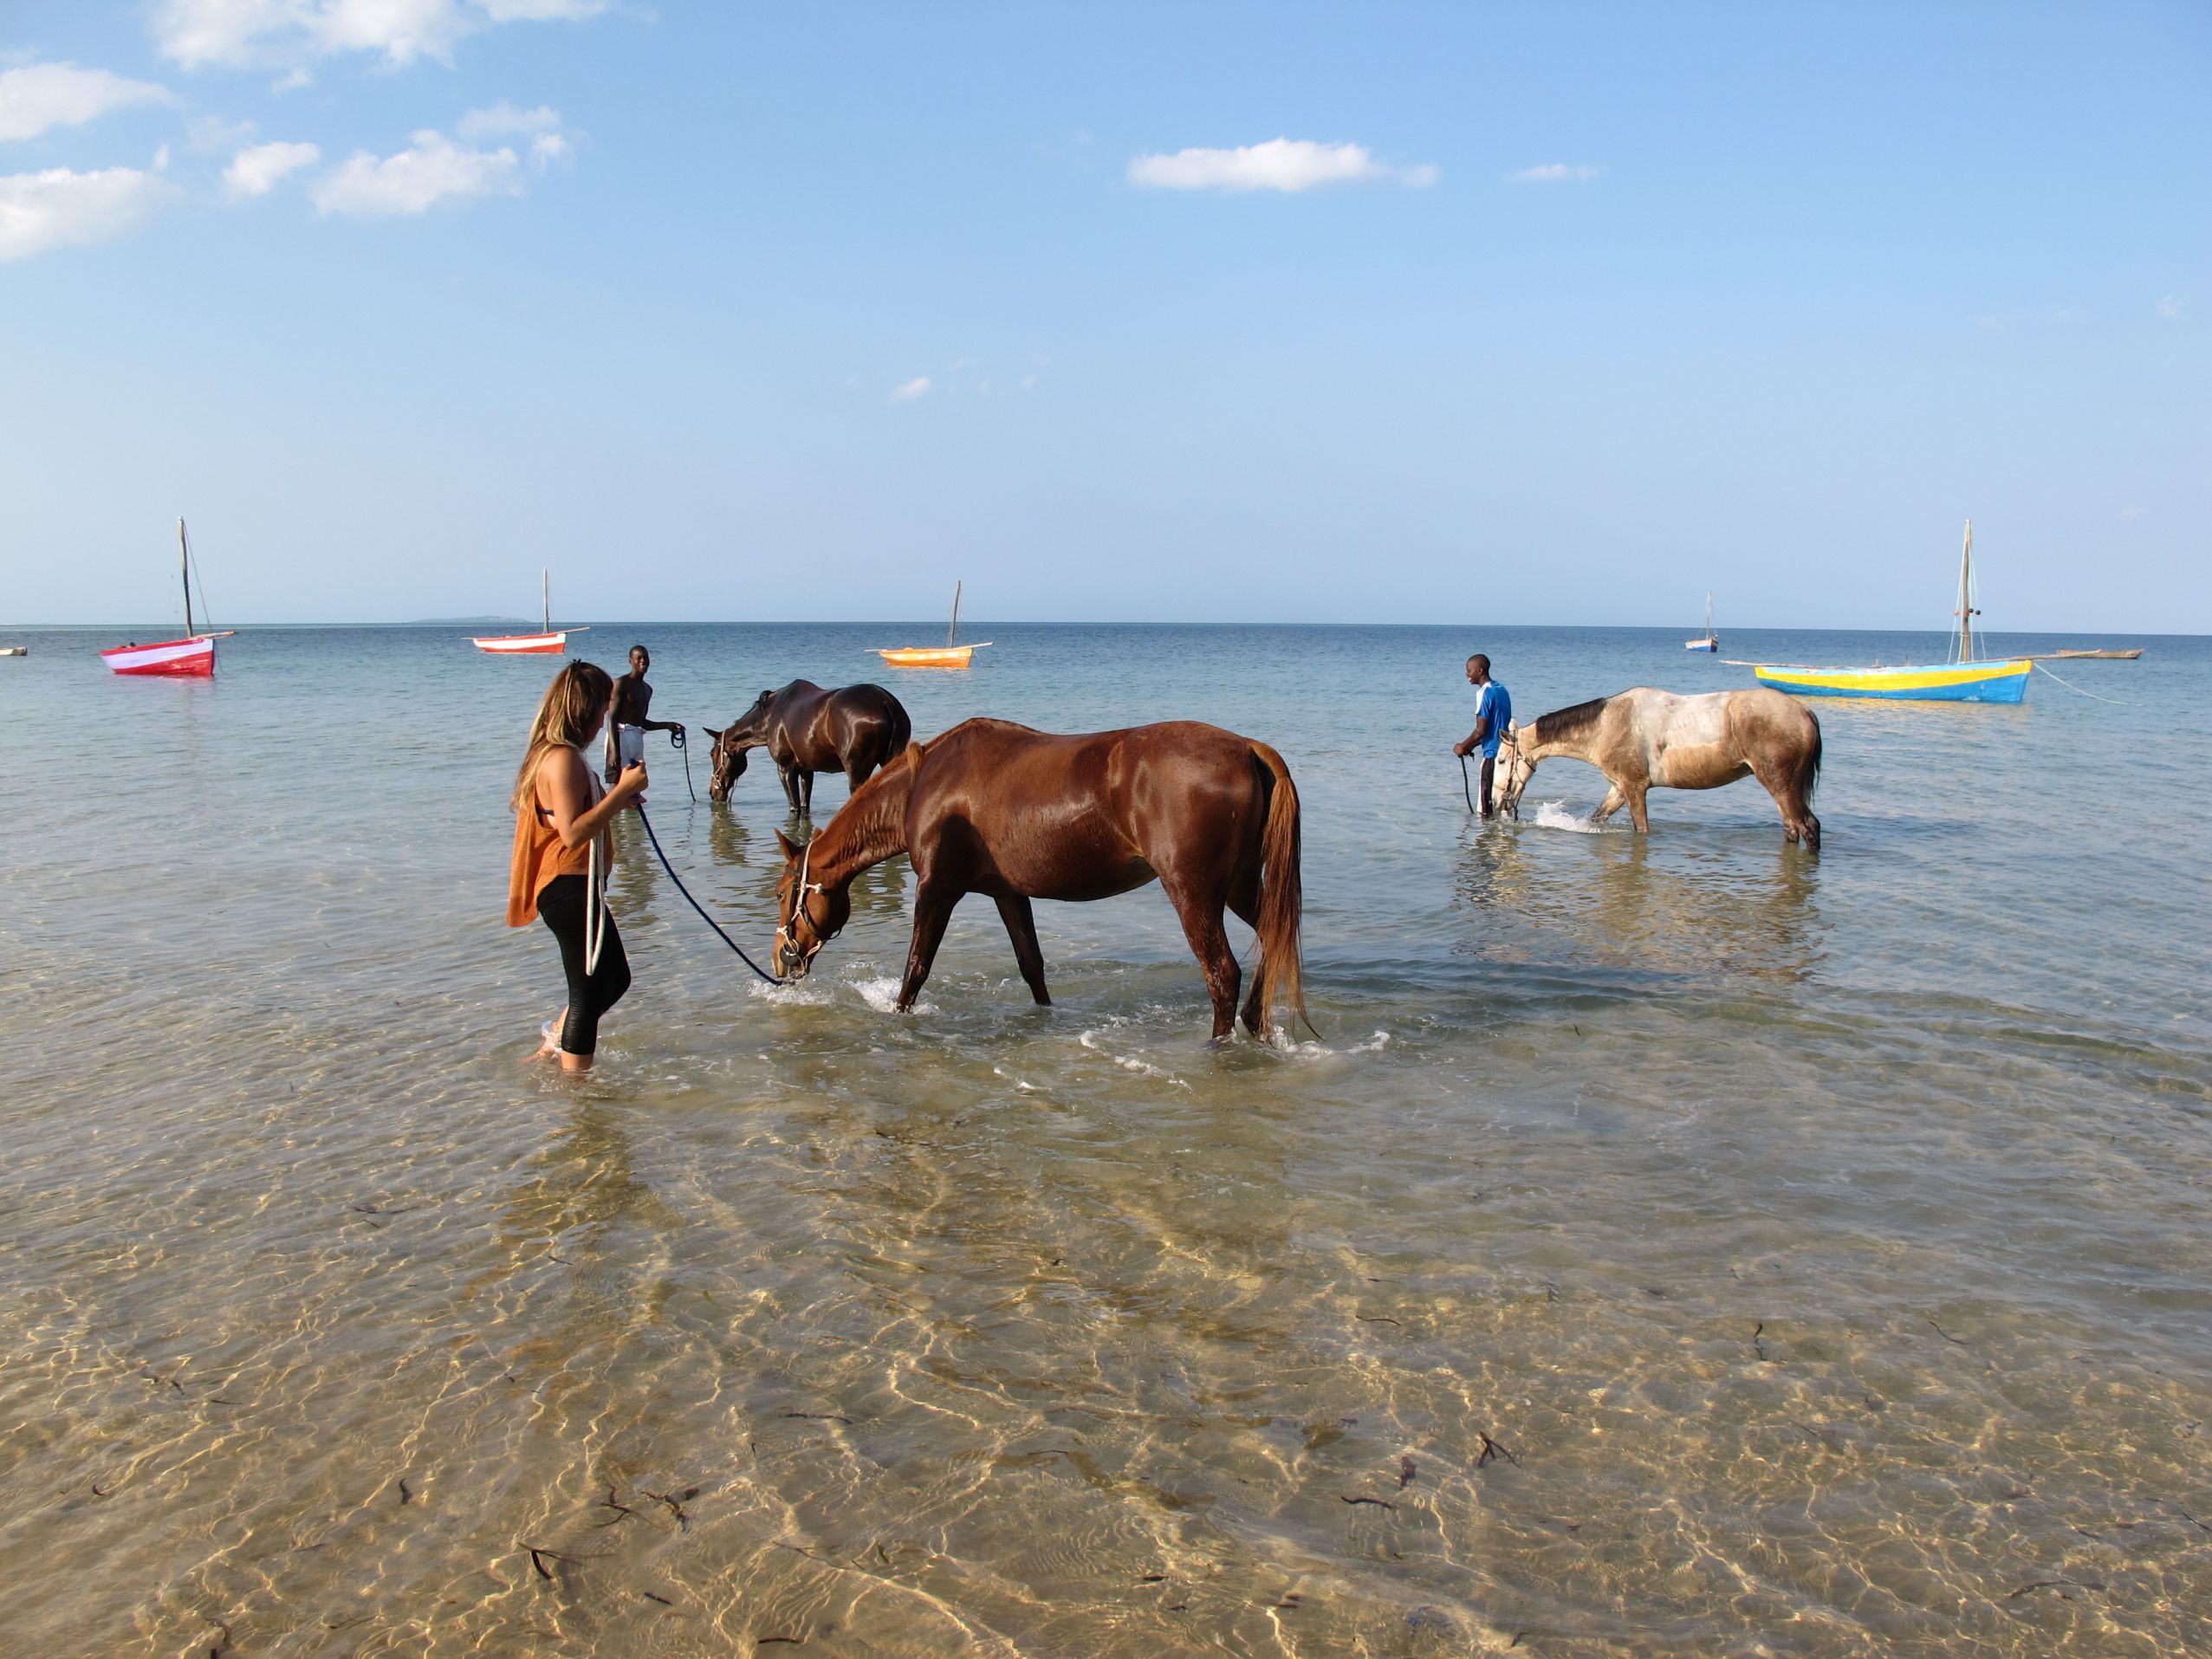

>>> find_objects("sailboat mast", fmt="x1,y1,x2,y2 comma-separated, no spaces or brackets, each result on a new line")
948,580,962,647
542,567,550,635
1955,520,1975,663
179,517,194,637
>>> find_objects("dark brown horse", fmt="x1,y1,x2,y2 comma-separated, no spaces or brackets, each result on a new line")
771,718,1311,1042
705,680,911,815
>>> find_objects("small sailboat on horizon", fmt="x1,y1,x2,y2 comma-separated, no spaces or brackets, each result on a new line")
471,570,588,654
876,580,991,669
101,518,234,677
1685,592,1718,651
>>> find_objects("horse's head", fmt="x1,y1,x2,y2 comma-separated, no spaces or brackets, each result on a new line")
705,690,776,801
1494,723,1535,820
773,827,849,979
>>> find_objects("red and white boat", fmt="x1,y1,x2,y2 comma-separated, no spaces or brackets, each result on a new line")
472,570,587,654
102,519,231,677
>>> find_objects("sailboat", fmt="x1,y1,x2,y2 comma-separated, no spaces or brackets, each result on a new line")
101,519,235,677
471,570,587,654
1754,521,2030,703
1684,593,1718,651
876,580,991,669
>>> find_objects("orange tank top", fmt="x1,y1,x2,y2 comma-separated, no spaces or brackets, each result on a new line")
507,748,600,926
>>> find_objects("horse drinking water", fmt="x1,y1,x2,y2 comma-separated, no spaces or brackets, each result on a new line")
704,680,911,815
1495,686,1821,848
772,718,1312,1041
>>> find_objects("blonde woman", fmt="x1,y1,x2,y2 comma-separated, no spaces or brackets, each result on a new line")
509,661,648,1071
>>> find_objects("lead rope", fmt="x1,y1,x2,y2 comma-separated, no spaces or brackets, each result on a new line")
634,802,782,983
670,726,697,801
584,832,607,975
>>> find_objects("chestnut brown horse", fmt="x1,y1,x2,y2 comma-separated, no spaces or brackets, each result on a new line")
705,680,911,815
771,717,1311,1042
1495,686,1822,848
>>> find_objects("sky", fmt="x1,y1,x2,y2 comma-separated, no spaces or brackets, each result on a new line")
1,2,2205,631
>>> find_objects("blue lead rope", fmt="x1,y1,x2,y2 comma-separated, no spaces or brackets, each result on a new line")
633,802,782,983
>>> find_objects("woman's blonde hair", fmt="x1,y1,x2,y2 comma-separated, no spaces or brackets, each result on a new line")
513,660,615,810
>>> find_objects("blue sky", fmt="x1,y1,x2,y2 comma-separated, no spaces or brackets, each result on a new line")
2,2,2205,630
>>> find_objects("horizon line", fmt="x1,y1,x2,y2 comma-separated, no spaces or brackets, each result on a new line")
0,618,2189,636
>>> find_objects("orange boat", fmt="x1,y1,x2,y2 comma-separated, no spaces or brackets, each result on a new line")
876,580,989,670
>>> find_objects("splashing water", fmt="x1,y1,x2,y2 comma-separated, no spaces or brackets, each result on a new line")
1534,799,1607,833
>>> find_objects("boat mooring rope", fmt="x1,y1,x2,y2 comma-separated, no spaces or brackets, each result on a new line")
2031,661,2126,705
634,803,782,984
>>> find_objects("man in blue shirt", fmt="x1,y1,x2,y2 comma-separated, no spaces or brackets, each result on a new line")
1452,653,1512,819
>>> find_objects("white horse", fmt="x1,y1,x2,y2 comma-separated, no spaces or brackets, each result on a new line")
1495,686,1822,848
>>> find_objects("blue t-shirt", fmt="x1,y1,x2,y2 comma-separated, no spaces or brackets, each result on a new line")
1472,680,1512,757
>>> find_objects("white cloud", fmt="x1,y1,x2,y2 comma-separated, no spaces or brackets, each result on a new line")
458,100,560,139
2157,295,2184,321
311,129,519,215
187,113,259,152
0,62,173,143
889,377,931,401
225,139,321,197
152,0,613,70
457,103,574,169
1513,162,1599,184
1128,138,1435,193
0,165,171,261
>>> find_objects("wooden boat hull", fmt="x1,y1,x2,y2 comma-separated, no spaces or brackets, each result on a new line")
1755,658,2030,703
472,631,568,654
0,646,24,657
1684,638,1718,651
876,643,988,668
101,636,216,677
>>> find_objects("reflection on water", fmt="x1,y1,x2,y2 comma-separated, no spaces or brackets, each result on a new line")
1456,820,1824,982
0,623,2207,1656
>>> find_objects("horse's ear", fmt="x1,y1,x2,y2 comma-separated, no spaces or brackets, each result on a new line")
703,725,723,742
775,829,802,862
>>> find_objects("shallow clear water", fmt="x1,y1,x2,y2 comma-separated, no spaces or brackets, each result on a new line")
2,621,2207,1656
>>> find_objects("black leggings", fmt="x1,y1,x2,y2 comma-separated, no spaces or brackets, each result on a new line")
538,874,632,1056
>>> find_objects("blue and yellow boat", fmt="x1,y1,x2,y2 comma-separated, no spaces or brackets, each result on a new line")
1751,520,2030,704
1754,657,2029,703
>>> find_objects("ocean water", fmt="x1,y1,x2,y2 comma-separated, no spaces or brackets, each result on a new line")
2,620,2207,1656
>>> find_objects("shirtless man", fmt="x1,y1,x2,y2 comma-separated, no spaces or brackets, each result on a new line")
605,645,685,789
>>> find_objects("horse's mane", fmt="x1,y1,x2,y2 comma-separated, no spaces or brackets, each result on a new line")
1535,697,1612,743
815,740,924,872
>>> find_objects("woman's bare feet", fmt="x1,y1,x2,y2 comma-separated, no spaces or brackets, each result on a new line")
535,1014,567,1059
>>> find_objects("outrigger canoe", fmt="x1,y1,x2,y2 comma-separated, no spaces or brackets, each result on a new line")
876,580,989,670
472,569,587,655
102,518,232,678
1748,521,2029,704
1754,658,2030,703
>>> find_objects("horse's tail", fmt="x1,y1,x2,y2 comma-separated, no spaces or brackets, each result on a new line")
885,696,912,759
1249,741,1314,1040
1794,710,1822,807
